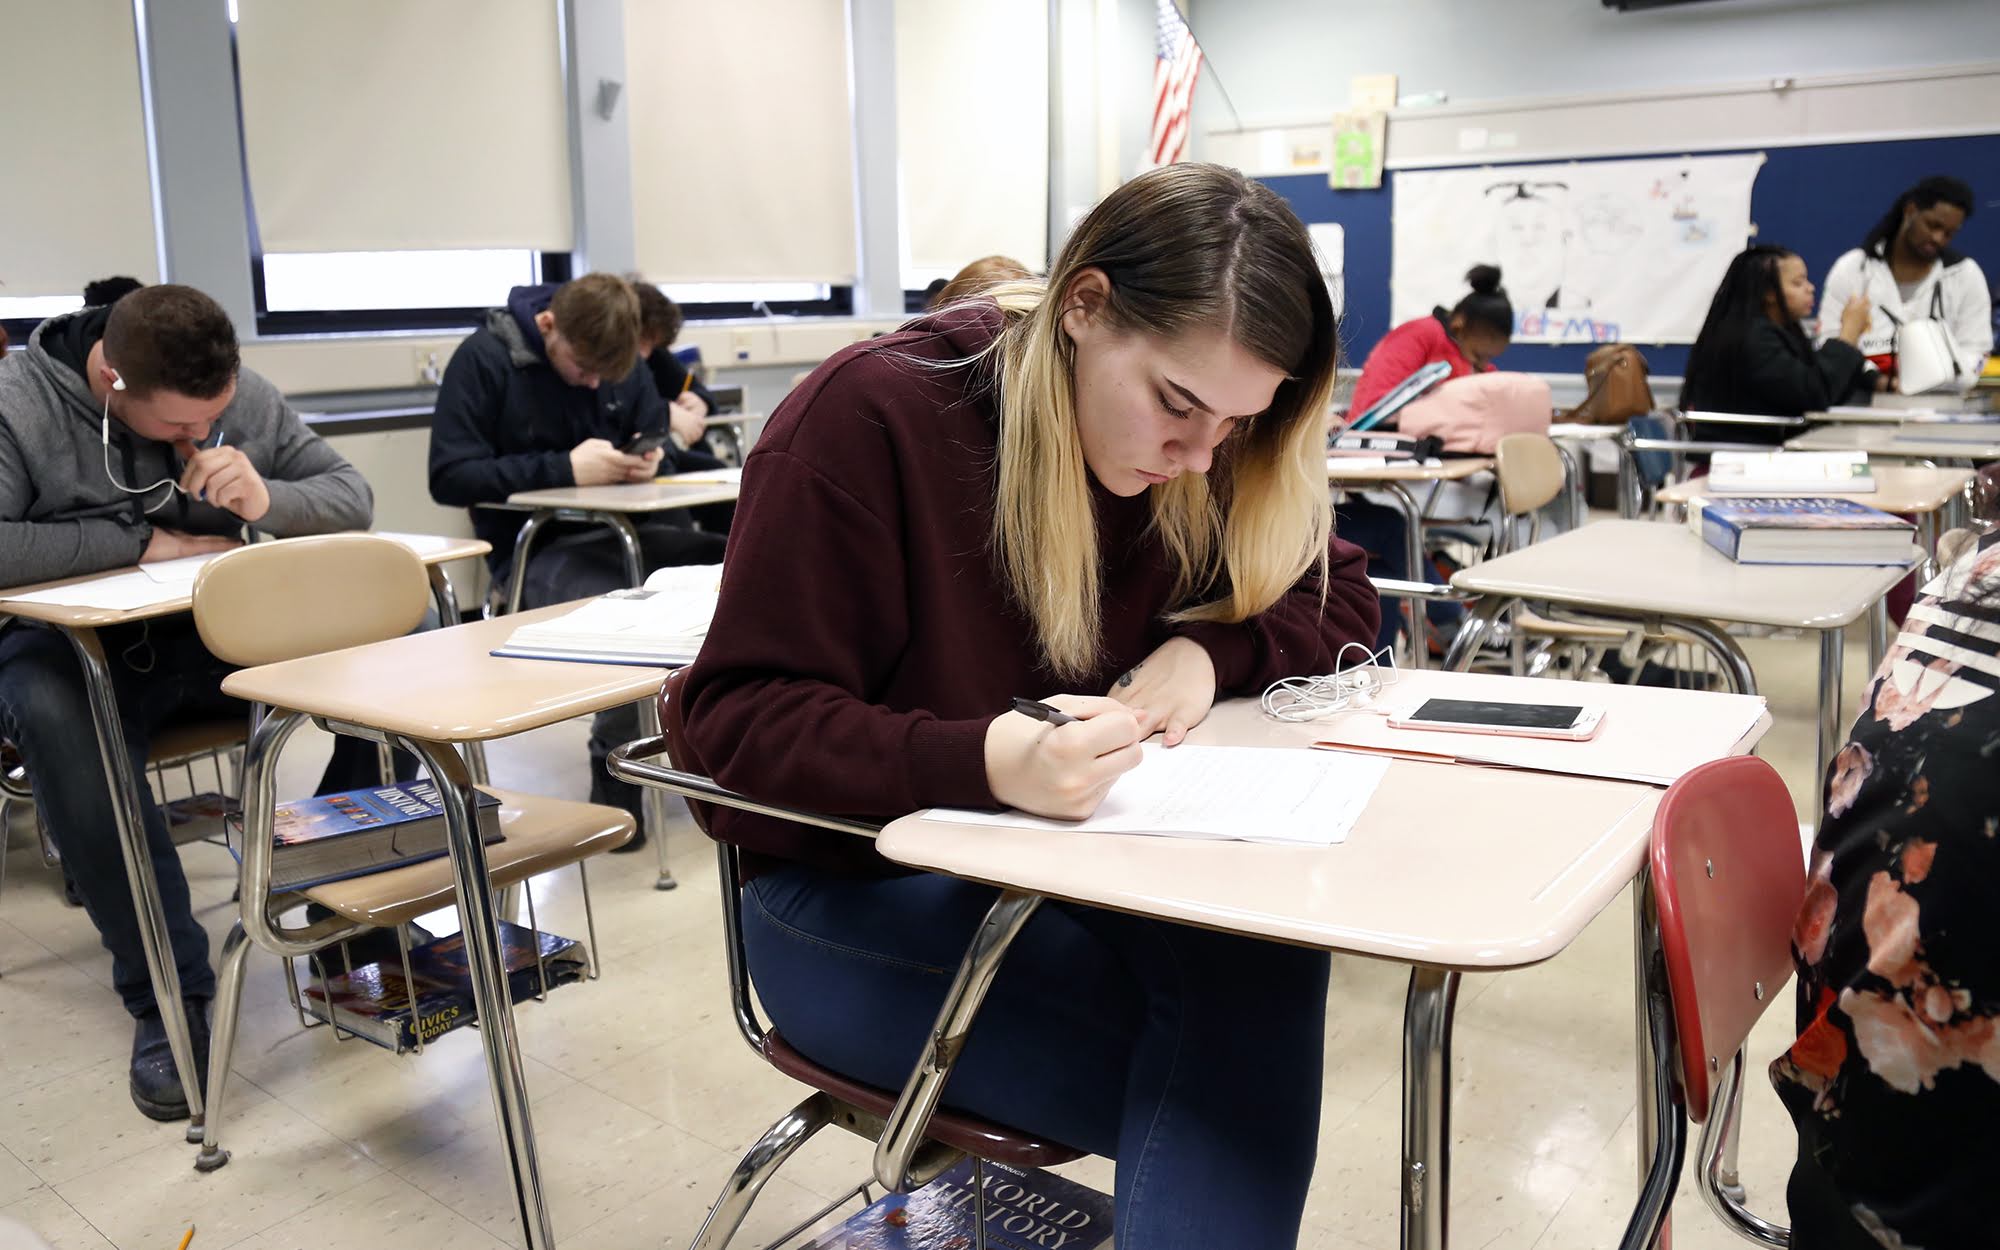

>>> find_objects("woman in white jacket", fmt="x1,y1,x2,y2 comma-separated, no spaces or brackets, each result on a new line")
1817,175,1991,393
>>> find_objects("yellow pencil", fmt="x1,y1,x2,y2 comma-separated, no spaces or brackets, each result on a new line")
177,1227,195,1250
677,372,694,398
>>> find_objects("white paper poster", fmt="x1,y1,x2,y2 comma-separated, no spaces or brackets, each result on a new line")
1391,153,1765,345
1307,221,1345,317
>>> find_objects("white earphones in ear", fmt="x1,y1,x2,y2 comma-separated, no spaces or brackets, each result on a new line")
110,370,127,392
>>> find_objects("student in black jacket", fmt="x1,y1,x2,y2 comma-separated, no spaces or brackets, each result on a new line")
429,273,725,835
1680,244,1873,445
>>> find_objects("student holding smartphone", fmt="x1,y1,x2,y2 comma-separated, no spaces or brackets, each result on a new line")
429,272,727,835
680,165,1379,1249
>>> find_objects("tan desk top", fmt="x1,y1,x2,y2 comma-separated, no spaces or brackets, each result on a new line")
503,481,743,513
1787,423,2000,460
1325,456,1495,484
1450,519,1914,631
878,696,1703,969
221,601,668,743
1654,465,1972,515
0,533,489,630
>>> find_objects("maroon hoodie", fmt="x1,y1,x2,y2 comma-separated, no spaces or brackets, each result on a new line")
680,304,1381,875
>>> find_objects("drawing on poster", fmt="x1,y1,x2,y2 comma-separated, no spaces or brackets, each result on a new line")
1391,154,1765,345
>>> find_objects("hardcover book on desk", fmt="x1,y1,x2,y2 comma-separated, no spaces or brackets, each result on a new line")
798,1158,1111,1250
230,781,504,893
1690,496,1915,566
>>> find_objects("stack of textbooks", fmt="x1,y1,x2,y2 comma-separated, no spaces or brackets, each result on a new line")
301,921,590,1052
798,1159,1111,1250
231,781,505,893
1704,450,1873,494
1688,496,1916,566
493,563,722,666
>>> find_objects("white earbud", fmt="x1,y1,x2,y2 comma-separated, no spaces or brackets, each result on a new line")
110,371,127,392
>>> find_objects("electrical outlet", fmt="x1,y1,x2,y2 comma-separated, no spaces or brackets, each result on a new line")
731,330,753,363
413,347,443,386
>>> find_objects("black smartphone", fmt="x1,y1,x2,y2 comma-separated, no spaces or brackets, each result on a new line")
620,431,670,456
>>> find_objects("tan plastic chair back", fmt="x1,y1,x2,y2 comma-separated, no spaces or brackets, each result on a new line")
193,534,431,667
1496,433,1565,518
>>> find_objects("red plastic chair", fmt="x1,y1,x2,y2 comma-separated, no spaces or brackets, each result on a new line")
1622,754,1801,1248
614,668,1082,1250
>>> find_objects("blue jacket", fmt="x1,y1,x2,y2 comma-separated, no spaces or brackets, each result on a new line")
429,284,707,571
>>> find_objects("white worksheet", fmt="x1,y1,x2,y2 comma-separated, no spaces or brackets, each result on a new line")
926,744,1388,846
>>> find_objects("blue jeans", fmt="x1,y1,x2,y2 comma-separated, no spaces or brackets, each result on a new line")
0,617,410,1018
742,865,1330,1249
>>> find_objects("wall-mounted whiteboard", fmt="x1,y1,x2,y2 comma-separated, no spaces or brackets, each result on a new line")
1391,154,1764,345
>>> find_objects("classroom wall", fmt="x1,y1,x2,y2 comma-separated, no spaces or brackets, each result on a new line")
1184,0,2000,132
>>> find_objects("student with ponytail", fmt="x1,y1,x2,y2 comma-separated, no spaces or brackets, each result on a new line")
679,163,1378,1249
1347,263,1515,419
1340,266,1515,652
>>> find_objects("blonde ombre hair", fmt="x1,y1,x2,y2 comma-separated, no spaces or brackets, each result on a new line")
984,164,1339,681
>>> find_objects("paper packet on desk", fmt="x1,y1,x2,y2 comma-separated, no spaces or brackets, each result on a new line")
925,744,1388,847
492,564,721,666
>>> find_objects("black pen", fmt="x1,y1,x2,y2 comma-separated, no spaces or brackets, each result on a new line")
1010,697,1078,726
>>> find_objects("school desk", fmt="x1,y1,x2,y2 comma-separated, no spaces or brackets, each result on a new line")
1444,519,1914,802
0,532,487,1142
871,681,1769,1250
220,601,675,1250
1327,457,1497,668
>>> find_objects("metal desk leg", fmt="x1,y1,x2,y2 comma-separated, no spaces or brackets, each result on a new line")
1816,628,1846,810
636,694,675,890
64,625,205,1141
1631,869,1670,1250
401,735,554,1250
1401,966,1461,1250
1553,440,1586,532
1866,598,1891,674
598,512,646,590
1441,594,1510,673
505,510,554,616
1652,615,1758,698
427,565,493,786
1386,483,1428,670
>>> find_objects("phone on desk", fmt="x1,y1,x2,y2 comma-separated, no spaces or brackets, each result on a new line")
1385,697,1605,741
620,431,670,456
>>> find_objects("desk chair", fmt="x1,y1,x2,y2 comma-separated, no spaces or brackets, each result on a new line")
1622,755,1800,1249
610,669,1082,1250
185,534,634,1172
1495,434,1712,688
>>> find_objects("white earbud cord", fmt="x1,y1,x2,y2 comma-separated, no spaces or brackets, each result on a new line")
1260,641,1401,722
100,389,184,515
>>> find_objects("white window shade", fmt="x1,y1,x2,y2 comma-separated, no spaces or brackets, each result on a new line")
0,2,159,299
234,0,573,254
894,0,1049,288
625,0,856,284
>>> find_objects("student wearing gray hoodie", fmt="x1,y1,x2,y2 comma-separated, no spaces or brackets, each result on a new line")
0,284,378,1121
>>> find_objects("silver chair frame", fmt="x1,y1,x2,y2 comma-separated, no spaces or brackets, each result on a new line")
608,738,1025,1250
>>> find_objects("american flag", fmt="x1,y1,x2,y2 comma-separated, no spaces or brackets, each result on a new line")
1147,0,1203,168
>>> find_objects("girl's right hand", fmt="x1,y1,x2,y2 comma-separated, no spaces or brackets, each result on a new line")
983,695,1144,821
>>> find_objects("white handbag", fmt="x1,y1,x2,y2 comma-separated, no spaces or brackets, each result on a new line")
1885,285,1965,396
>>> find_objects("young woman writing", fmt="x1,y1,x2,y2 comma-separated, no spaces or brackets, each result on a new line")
680,163,1378,1248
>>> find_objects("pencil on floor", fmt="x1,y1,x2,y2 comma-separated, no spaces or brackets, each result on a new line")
177,1227,195,1250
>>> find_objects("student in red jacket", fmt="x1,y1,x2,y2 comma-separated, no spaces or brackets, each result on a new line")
1341,266,1514,653
1348,263,1513,420
680,164,1378,1250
